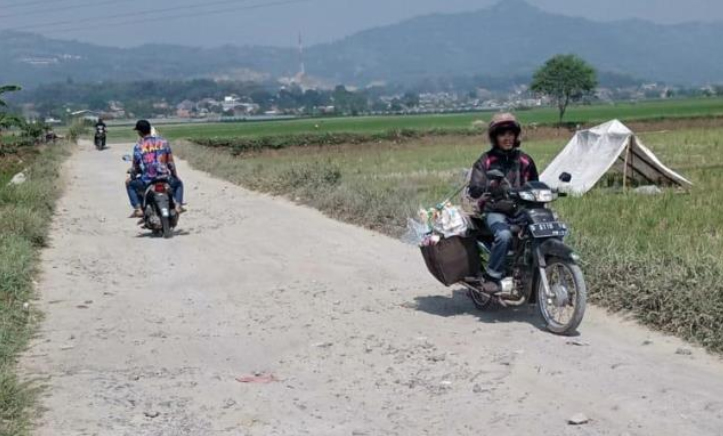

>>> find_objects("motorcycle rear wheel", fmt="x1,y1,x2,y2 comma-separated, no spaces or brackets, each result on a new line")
161,216,173,239
537,258,587,335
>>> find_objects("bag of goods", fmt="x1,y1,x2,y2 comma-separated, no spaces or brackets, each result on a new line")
421,235,480,286
403,203,480,286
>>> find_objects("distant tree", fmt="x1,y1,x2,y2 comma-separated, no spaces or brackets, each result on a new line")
332,85,369,115
389,98,403,112
250,90,273,111
371,101,388,112
531,55,598,125
402,92,420,108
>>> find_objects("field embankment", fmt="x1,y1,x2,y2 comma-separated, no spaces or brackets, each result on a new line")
0,142,71,436
103,97,723,144
176,124,723,352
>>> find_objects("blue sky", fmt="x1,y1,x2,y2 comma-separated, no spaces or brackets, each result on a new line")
1,0,721,47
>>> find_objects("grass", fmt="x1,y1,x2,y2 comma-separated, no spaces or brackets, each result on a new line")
0,142,70,436
175,125,723,352
105,97,723,143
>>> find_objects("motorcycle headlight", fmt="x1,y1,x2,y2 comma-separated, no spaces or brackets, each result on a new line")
518,191,536,202
533,189,554,202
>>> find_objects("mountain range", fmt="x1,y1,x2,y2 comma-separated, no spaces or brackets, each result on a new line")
2,0,722,88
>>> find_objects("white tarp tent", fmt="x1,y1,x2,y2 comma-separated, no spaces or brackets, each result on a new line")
541,120,692,195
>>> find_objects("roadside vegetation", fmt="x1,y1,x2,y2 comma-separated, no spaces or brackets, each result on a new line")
176,124,723,352
0,141,70,436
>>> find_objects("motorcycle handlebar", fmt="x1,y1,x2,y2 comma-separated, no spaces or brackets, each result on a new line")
506,187,567,199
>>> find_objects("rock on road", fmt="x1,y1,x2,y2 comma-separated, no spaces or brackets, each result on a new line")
22,142,723,435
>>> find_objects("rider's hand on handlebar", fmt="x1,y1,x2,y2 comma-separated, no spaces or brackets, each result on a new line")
488,179,511,199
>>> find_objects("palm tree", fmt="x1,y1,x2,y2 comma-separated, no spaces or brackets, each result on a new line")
1,85,23,135
0,85,22,108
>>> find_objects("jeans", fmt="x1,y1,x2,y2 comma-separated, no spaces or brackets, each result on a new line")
127,179,145,209
169,177,184,205
485,212,513,280
126,177,184,209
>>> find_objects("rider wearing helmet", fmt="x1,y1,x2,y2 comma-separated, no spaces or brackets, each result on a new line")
94,117,107,147
468,113,539,294
95,116,107,131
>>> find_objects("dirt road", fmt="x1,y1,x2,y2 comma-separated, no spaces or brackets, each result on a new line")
22,142,723,435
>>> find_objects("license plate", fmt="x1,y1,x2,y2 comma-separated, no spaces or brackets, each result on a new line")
529,222,568,238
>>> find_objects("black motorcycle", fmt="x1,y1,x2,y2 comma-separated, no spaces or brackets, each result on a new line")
123,155,179,238
462,171,586,335
421,171,587,335
94,125,107,150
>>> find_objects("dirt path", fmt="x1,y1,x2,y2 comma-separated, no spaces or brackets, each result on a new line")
22,141,723,436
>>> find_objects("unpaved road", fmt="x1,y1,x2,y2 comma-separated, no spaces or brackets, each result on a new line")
22,141,723,436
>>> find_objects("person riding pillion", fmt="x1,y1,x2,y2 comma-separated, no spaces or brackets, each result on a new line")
126,120,185,218
468,113,539,294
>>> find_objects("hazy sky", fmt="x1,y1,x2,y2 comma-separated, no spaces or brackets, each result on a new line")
1,0,722,48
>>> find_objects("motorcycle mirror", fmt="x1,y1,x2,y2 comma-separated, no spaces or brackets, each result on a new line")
122,154,132,162
559,172,572,183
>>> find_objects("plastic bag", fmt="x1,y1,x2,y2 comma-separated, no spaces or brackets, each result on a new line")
401,218,432,246
403,201,472,246
433,204,470,238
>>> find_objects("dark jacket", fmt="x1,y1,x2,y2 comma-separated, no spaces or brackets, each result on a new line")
469,147,539,213
95,121,107,137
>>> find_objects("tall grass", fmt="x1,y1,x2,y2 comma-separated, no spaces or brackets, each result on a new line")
178,126,723,351
0,142,70,436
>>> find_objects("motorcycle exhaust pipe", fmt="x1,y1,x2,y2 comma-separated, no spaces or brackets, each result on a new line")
462,278,526,307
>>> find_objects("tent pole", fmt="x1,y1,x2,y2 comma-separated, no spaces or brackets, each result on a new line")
623,140,632,191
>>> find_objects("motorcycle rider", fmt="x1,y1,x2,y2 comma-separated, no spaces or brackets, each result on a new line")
468,113,539,294
126,120,185,218
95,116,107,131
95,117,107,146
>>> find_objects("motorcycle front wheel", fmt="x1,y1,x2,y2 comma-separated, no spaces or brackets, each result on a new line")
537,258,587,335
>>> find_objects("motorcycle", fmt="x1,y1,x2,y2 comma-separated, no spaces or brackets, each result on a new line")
95,125,107,150
462,171,587,335
122,155,179,239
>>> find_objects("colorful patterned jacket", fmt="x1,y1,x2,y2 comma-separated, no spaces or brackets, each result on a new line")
132,135,175,184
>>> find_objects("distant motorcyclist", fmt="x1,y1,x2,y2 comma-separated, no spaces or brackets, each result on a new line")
94,117,107,148
126,120,185,218
468,113,539,294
